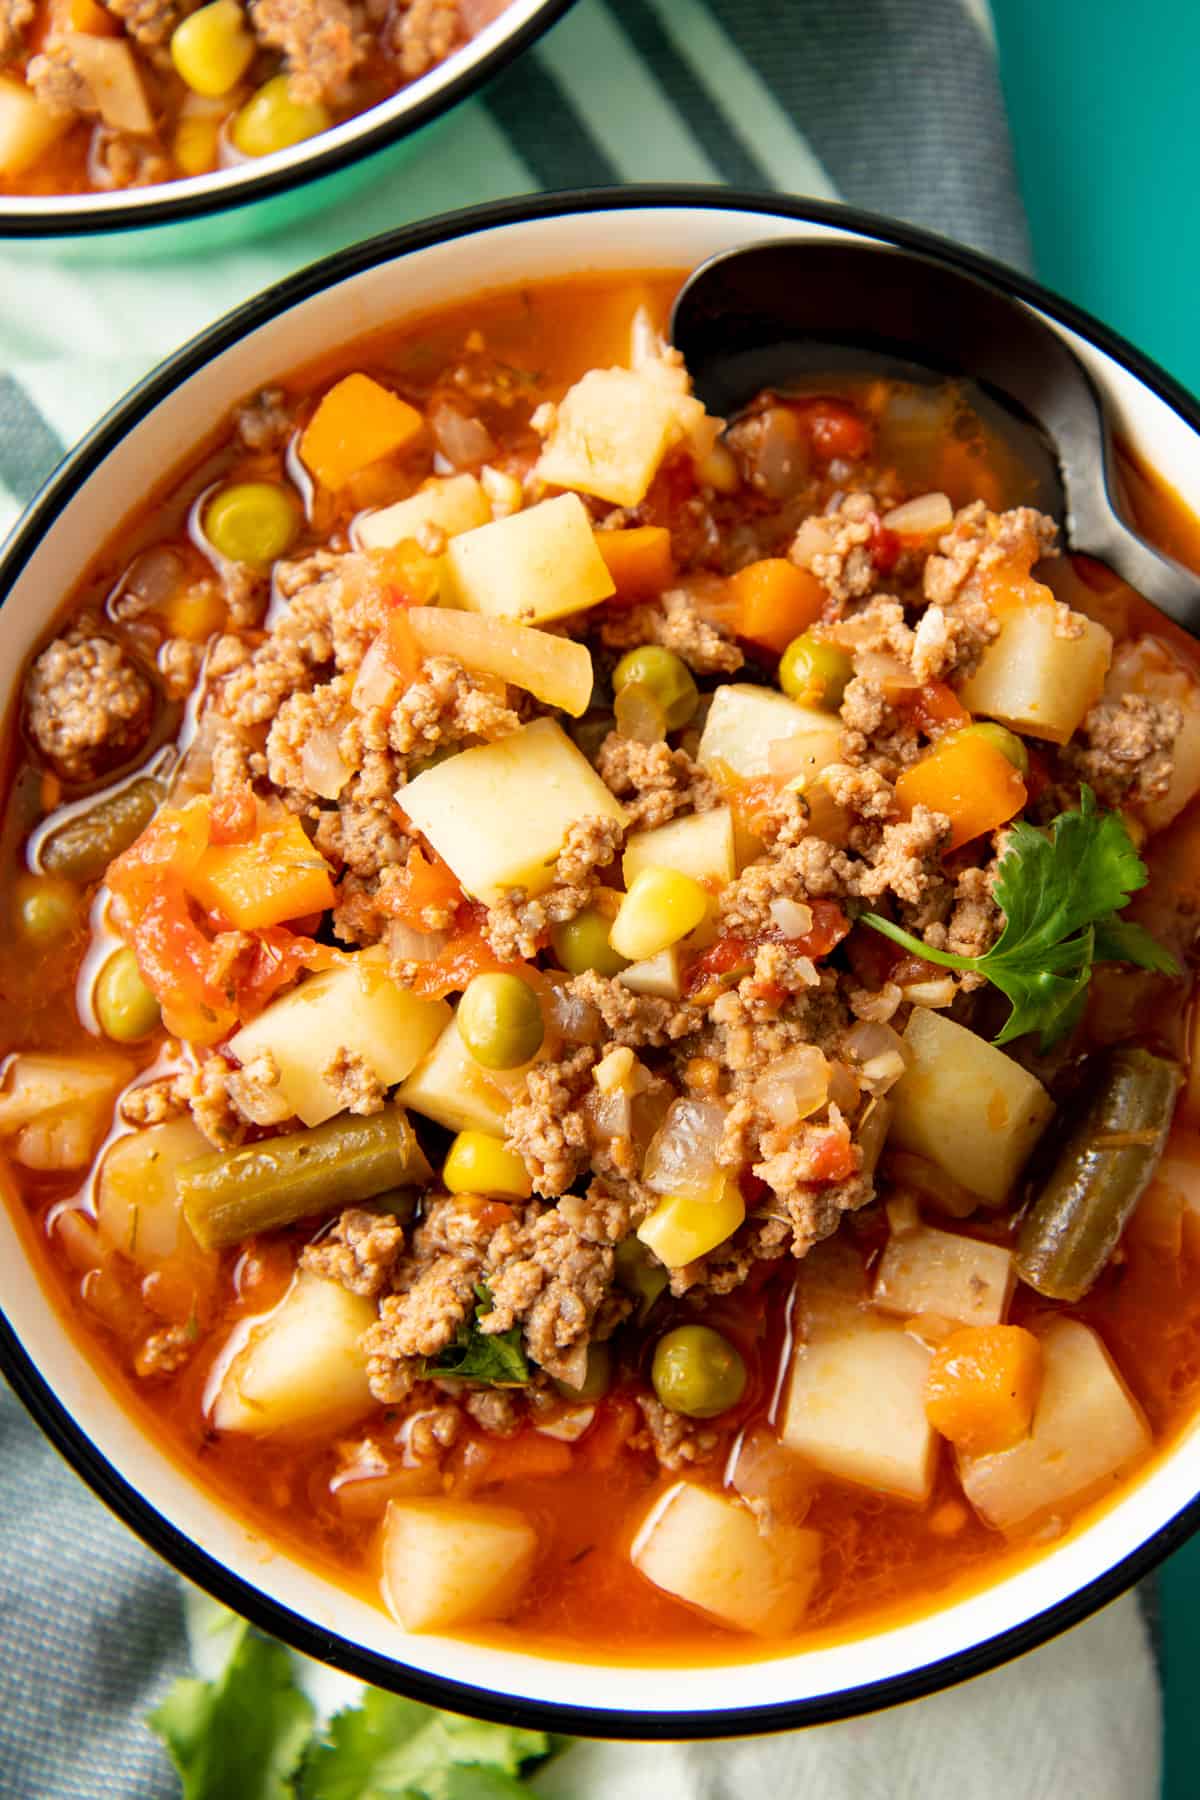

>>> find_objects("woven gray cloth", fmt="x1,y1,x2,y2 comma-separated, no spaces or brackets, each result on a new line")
0,2,1033,1793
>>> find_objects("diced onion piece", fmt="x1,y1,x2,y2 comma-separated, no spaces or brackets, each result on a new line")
429,402,495,470
406,606,593,717
881,492,953,536
299,726,352,800
537,1405,596,1443
727,1424,813,1525
752,1046,829,1129
852,649,921,691
386,920,452,963
480,464,524,518
768,898,813,937
352,633,405,713
63,34,154,133
899,977,957,1008
642,1097,727,1198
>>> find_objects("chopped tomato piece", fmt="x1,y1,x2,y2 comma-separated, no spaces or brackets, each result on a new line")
894,680,970,737
685,901,849,995
384,845,464,930
207,790,258,846
402,921,525,999
385,605,423,684
869,519,901,573
790,398,873,462
806,1121,859,1183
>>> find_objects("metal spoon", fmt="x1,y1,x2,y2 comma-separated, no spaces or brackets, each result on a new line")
670,239,1200,634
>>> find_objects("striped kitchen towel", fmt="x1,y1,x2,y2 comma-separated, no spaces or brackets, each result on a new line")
0,3,1159,1799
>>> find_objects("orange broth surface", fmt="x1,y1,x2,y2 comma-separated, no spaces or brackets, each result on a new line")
3,270,1200,1665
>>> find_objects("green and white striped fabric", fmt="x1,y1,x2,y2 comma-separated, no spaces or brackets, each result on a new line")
0,5,1159,1798
0,0,1029,541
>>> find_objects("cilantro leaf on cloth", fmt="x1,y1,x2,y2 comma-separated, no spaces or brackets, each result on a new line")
427,1284,529,1385
860,787,1179,1048
148,1619,315,1800
295,1688,549,1800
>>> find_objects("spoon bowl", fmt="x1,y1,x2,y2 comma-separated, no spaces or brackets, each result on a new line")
670,239,1200,633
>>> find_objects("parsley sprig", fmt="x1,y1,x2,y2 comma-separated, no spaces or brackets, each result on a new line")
860,787,1179,1049
426,1284,530,1387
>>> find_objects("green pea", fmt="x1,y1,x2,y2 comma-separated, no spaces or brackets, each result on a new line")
550,907,630,979
552,1341,612,1402
612,645,699,732
651,1324,746,1419
778,632,853,710
614,1236,667,1321
203,481,300,567
231,73,331,159
456,972,544,1071
94,947,161,1043
41,777,161,884
14,873,79,945
961,720,1030,776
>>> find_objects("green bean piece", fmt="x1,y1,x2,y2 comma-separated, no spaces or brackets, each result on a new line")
1016,1046,1181,1302
456,972,544,1071
179,1106,431,1252
14,873,79,944
960,720,1030,776
651,1324,747,1419
614,1235,667,1320
552,1341,612,1402
550,907,630,979
612,645,699,732
41,777,162,883
94,947,161,1042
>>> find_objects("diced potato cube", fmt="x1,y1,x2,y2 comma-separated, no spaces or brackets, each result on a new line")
891,1008,1054,1205
958,599,1112,745
212,1270,376,1436
781,1308,936,1503
355,474,491,551
380,1498,537,1632
631,1482,821,1636
440,493,615,624
185,811,335,929
958,1318,1151,1533
96,1117,211,1266
397,1016,512,1136
228,949,450,1128
637,1177,745,1269
0,74,71,177
622,806,735,890
400,718,627,904
406,606,594,716
697,683,843,781
618,945,684,1000
536,366,693,508
0,1051,131,1137
1106,636,1200,829
872,1224,1015,1327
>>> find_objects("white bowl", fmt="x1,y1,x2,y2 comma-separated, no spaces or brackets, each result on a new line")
0,0,573,237
2,189,1199,1736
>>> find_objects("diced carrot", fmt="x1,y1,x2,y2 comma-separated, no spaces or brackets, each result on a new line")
385,605,423,685
185,812,335,930
925,1324,1043,1456
894,730,1026,850
728,557,825,654
300,373,424,491
474,1431,573,1486
594,526,675,603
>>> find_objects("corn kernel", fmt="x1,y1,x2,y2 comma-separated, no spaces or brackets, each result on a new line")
171,0,255,98
173,115,220,176
442,1130,532,1200
637,1177,746,1269
594,1047,635,1095
609,866,709,963
231,73,331,159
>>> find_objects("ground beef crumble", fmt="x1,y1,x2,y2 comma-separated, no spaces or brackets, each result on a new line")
26,633,153,782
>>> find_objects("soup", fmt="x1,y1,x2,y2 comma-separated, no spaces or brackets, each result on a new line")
0,0,511,196
4,270,1200,1662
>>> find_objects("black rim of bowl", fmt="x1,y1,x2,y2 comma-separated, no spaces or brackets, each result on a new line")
0,0,577,238
2,185,1200,1738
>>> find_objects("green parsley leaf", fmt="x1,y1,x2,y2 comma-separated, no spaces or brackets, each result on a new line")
148,1619,314,1800
295,1689,549,1800
427,1284,530,1386
860,787,1179,1049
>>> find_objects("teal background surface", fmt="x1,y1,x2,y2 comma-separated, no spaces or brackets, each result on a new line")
991,4,1200,1795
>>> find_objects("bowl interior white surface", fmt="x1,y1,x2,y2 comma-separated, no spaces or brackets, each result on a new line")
2,194,1199,1729
2,0,562,230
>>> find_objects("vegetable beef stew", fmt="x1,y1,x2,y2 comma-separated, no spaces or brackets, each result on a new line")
6,271,1200,1660
0,0,511,194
